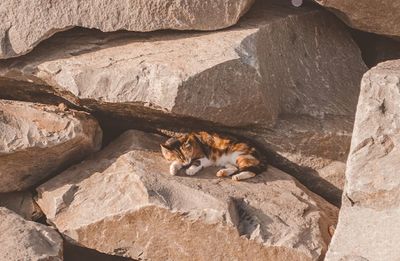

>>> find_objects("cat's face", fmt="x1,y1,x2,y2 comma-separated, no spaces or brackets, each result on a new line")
161,134,204,165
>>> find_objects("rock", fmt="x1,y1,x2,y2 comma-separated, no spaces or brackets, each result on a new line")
36,130,338,261
232,114,351,206
0,0,255,59
326,60,400,260
0,207,63,261
0,191,43,220
313,0,400,38
0,99,102,192
0,1,366,128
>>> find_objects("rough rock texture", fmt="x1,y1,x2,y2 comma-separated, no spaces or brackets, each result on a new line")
326,60,400,260
36,130,338,261
0,191,43,220
0,207,63,260
0,2,367,203
0,1,366,128
313,0,400,38
0,100,102,192
0,0,254,59
232,114,351,206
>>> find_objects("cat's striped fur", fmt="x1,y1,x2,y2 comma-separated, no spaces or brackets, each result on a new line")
160,131,265,181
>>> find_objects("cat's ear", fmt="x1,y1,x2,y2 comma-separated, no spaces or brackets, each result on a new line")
164,137,180,149
161,138,179,161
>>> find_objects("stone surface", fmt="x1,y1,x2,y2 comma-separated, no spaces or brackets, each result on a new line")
232,114,351,206
0,191,43,220
0,207,63,260
0,0,254,59
326,60,400,260
0,1,366,128
313,0,400,38
36,130,338,261
0,99,102,192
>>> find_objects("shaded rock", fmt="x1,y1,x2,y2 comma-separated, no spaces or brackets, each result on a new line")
231,114,351,206
352,30,400,68
313,0,400,38
0,191,43,220
0,99,102,192
0,207,63,260
326,60,400,260
36,130,338,261
0,1,366,128
0,0,254,59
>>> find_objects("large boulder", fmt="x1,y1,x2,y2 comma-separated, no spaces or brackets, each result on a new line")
0,207,63,260
0,0,254,59
0,100,102,192
36,130,338,261
0,1,366,128
326,60,400,260
313,0,400,38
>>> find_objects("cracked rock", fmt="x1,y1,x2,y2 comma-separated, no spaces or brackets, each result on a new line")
0,207,63,261
326,60,400,260
0,99,102,192
0,0,255,58
0,1,366,128
36,130,338,261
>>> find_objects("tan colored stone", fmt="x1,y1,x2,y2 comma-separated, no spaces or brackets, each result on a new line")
0,1,366,127
0,191,43,220
326,60,400,260
0,207,63,261
37,130,338,261
0,99,102,192
0,0,254,59
313,0,400,38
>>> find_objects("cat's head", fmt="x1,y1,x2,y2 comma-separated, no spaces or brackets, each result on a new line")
160,134,204,166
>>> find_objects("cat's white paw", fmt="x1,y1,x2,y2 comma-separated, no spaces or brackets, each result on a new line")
185,168,198,176
216,169,228,177
170,163,181,176
232,175,240,181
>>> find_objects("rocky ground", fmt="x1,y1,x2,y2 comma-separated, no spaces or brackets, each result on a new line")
1,0,399,261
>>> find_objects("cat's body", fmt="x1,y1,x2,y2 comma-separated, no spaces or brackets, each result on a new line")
160,131,265,181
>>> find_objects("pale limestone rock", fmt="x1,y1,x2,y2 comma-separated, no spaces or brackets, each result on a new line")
0,0,254,59
37,130,338,261
0,100,102,192
0,207,63,261
0,1,366,127
313,0,400,38
326,60,400,260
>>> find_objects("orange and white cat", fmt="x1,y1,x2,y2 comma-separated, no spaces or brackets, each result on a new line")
161,131,265,181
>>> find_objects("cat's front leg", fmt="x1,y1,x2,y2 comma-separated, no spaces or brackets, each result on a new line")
170,161,183,176
185,164,202,176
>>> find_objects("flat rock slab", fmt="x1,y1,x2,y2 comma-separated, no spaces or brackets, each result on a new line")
0,100,102,192
0,1,366,127
0,207,63,260
37,130,338,261
313,0,400,38
0,0,254,59
326,60,400,260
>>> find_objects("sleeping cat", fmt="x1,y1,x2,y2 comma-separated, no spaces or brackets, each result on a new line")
160,131,265,181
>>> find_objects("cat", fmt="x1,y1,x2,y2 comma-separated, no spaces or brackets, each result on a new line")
160,131,265,181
